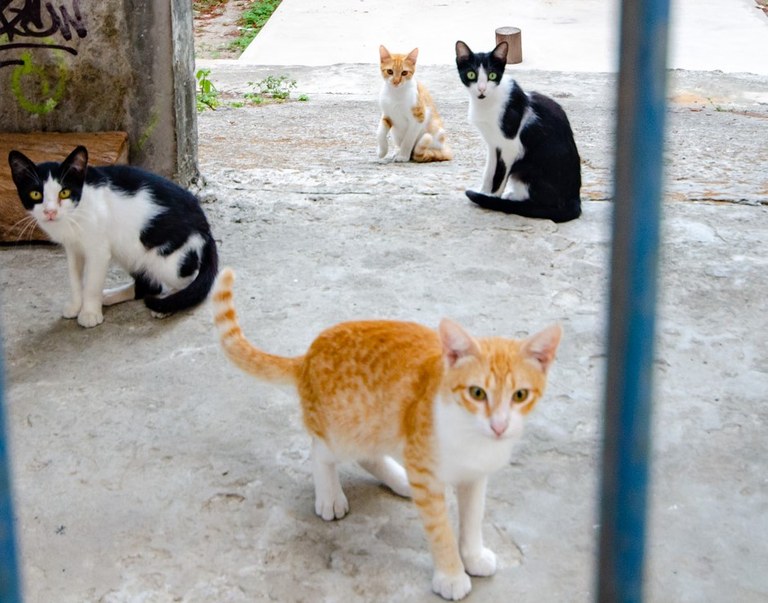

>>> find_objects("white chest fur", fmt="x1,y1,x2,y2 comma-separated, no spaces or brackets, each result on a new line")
433,396,522,486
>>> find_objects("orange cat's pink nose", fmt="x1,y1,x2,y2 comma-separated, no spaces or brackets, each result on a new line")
490,416,509,437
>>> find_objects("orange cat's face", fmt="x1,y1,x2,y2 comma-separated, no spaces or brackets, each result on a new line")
437,321,560,441
379,45,418,87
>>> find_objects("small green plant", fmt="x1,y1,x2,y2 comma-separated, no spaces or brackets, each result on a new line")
230,0,282,52
242,75,307,105
196,68,220,111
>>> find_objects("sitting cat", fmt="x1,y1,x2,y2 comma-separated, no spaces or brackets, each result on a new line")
212,268,562,601
8,145,218,327
377,45,453,162
455,40,582,222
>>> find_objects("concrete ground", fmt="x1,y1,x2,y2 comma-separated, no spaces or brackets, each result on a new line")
2,1,768,602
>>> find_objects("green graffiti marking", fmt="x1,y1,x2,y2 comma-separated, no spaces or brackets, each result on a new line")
10,51,67,114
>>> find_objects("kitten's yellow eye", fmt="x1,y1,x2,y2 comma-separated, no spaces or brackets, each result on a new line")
29,191,42,201
59,189,71,199
468,386,487,402
512,389,530,403
489,72,498,81
467,71,477,80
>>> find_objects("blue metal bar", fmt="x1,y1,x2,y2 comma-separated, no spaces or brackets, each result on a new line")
0,331,22,602
597,0,670,600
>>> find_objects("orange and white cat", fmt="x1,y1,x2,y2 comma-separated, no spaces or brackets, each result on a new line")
377,46,453,163
212,268,561,601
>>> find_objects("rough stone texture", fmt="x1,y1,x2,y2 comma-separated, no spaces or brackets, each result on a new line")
1,64,766,602
0,0,198,184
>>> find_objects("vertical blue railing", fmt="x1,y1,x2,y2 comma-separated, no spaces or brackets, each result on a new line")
597,0,670,600
0,330,22,602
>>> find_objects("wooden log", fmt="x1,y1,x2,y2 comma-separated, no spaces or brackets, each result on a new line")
0,132,129,244
495,27,523,64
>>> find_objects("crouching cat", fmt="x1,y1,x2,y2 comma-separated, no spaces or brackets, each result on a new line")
212,268,562,601
8,146,218,327
377,46,452,162
455,41,581,222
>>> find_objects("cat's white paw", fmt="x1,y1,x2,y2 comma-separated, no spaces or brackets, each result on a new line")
150,310,171,320
315,491,349,521
432,570,471,601
62,302,81,319
377,144,388,159
462,547,497,577
77,310,104,328
393,153,411,163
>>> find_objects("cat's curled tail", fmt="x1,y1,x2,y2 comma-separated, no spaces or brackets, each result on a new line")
212,267,302,385
143,232,219,314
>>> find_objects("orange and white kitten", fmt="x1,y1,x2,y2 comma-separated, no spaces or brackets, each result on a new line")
377,45,453,163
212,268,561,601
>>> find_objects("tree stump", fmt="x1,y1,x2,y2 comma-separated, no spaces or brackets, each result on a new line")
495,27,523,64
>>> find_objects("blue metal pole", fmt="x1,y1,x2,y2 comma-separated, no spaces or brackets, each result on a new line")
597,0,670,600
0,329,22,602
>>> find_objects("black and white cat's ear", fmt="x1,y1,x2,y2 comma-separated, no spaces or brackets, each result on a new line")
61,145,88,178
379,45,391,61
406,48,419,64
8,150,35,182
455,40,472,62
439,318,481,367
521,324,562,372
492,42,509,63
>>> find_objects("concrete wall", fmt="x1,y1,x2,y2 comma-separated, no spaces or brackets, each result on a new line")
0,0,198,185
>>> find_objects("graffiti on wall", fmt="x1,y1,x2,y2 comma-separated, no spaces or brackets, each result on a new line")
0,0,88,113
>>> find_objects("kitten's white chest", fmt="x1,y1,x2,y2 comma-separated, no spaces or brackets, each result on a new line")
433,398,520,485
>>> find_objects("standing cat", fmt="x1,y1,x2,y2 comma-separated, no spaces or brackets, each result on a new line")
455,41,582,222
212,268,561,600
377,45,453,163
8,146,218,327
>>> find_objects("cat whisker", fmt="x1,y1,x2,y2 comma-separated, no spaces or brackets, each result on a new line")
11,215,38,242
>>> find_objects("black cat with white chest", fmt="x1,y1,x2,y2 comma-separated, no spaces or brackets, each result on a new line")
455,41,582,223
8,145,218,327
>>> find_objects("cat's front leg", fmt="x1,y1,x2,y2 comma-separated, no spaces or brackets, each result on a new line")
479,146,498,194
406,457,471,599
395,124,421,162
457,477,497,577
62,246,84,319
377,116,391,159
77,252,110,328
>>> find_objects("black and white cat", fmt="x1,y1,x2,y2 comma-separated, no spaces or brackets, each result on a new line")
455,41,582,223
8,145,219,327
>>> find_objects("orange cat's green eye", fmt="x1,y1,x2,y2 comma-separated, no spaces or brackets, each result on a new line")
512,389,530,403
29,191,42,201
467,71,477,81
468,386,487,402
488,72,498,81
59,189,71,199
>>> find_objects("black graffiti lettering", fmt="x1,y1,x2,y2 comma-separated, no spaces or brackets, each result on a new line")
0,0,87,70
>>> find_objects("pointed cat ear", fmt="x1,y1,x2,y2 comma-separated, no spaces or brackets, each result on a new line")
455,40,472,62
406,48,419,64
379,45,391,61
62,145,88,178
521,324,562,372
439,318,481,367
492,41,509,63
8,150,35,183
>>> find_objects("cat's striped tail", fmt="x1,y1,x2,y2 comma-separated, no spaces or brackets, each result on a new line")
212,268,302,385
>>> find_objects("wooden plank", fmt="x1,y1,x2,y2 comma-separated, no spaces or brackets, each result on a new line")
0,132,129,244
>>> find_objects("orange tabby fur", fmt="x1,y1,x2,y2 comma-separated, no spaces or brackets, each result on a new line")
212,268,561,600
377,46,452,163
